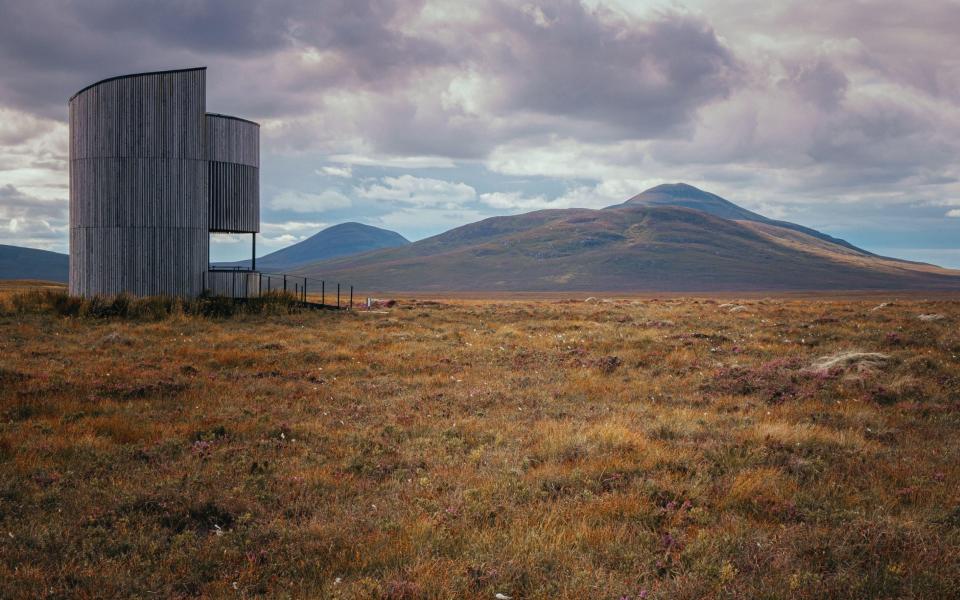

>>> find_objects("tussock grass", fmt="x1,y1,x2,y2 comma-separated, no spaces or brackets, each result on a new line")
0,288,306,319
1,286,959,598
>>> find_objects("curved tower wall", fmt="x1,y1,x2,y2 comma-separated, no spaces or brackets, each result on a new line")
206,114,259,233
69,68,208,297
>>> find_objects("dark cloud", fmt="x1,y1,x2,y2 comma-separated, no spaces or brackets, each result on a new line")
0,0,737,146
0,0,448,118
76,1,298,55
481,2,739,139
782,57,848,109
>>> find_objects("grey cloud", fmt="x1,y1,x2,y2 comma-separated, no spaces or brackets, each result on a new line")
0,0,740,151
363,96,495,159
0,184,68,249
806,98,954,179
342,3,742,158
0,184,66,216
294,0,447,80
728,0,960,102
481,2,740,140
0,111,56,147
0,0,448,119
76,1,298,55
782,57,848,109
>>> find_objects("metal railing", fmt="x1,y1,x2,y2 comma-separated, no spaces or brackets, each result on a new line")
206,266,354,309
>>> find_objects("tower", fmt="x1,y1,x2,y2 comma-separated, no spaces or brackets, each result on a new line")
68,67,260,297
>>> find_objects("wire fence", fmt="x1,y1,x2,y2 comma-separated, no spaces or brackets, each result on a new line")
206,266,354,309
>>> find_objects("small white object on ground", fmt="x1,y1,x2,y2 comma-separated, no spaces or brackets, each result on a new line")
917,313,946,322
495,594,512,600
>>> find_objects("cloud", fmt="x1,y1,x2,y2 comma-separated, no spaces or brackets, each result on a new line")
261,221,329,234
354,175,476,208
0,0,451,118
480,3,739,140
0,0,959,259
0,184,68,251
317,165,353,178
0,107,58,146
270,189,352,213
780,56,849,109
947,209,960,218
329,154,456,169
478,191,552,211
486,136,649,180
371,206,488,240
479,179,650,211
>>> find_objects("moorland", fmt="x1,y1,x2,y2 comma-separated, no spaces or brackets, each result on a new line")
1,282,959,598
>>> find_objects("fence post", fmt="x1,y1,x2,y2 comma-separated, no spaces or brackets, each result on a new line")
258,273,262,297
350,286,353,310
337,283,340,308
232,270,236,298
267,276,271,293
283,274,287,294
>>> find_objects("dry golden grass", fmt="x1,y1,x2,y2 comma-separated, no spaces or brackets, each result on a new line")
1,286,959,598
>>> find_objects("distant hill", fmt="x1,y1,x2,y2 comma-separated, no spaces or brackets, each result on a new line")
0,244,68,283
218,222,409,272
291,184,960,292
617,183,869,254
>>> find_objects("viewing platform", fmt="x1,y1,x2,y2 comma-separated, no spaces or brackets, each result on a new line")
206,266,353,308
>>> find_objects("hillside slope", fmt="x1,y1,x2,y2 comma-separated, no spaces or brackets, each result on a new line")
617,183,872,255
220,222,409,272
294,206,960,292
0,244,68,282
291,185,960,292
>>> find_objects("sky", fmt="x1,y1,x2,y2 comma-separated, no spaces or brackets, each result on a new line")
1,0,959,265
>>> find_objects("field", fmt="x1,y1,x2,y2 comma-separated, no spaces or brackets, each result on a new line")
1,283,960,598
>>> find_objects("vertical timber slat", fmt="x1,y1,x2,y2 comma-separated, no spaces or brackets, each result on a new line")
69,68,260,299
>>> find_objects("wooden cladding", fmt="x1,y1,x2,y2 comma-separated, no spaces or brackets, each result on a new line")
68,68,261,298
70,227,207,297
206,114,259,167
208,162,259,233
70,158,206,228
206,114,260,233
69,68,206,160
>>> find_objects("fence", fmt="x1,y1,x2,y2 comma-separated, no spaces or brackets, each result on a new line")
205,267,354,309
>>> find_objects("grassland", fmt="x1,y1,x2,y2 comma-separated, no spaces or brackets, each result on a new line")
1,283,959,598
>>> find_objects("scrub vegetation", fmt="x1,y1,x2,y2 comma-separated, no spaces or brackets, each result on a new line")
1,282,959,598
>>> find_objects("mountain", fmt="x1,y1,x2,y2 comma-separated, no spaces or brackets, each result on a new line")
219,222,409,272
617,183,868,253
0,244,68,283
291,184,960,292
